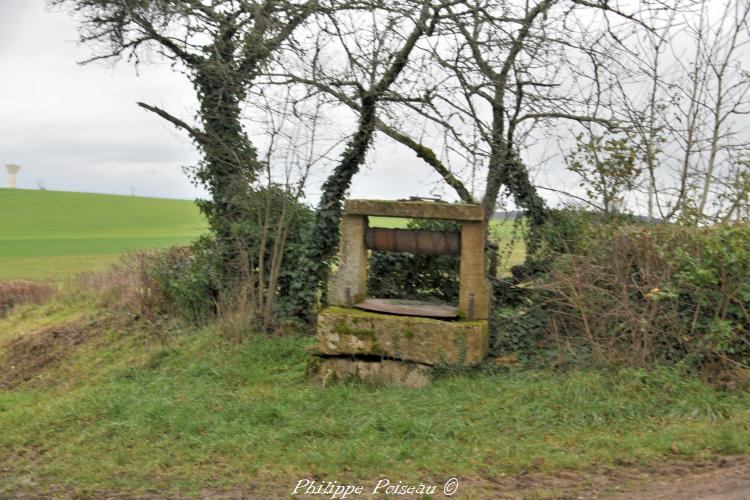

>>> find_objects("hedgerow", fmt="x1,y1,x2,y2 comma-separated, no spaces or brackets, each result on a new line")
504,210,750,375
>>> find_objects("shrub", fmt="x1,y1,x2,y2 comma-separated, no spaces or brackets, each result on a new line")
137,237,222,324
667,224,750,367
519,208,639,277
216,185,315,326
109,187,315,332
509,214,750,374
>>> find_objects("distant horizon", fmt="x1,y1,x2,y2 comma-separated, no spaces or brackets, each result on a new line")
0,188,534,220
0,185,200,202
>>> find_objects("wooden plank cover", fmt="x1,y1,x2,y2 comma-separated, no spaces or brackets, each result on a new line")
354,298,458,318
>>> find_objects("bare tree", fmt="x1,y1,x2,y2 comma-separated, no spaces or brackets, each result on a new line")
281,1,664,227
615,0,750,223
444,2,677,219
220,88,335,334
281,0,446,315
53,0,343,247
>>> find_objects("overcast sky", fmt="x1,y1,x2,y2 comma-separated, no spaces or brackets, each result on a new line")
5,1,739,213
0,0,448,202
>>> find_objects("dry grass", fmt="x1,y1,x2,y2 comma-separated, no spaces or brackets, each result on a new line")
0,281,56,317
68,252,165,317
528,224,750,376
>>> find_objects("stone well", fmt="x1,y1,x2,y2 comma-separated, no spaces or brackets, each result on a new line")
308,199,490,387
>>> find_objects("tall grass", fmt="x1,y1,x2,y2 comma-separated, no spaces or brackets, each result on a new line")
0,281,56,317
1,306,749,495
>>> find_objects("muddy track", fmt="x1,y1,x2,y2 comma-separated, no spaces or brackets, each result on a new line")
5,457,749,498
461,456,750,499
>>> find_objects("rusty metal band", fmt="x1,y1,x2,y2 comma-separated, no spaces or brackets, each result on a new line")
364,227,461,256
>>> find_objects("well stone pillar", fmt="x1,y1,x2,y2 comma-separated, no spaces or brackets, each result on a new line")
459,220,490,320
328,214,368,306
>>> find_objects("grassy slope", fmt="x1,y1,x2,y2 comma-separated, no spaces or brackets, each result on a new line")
0,189,207,281
1,300,748,496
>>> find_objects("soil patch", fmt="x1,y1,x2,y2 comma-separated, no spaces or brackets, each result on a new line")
462,456,750,499
0,315,103,388
2,457,750,498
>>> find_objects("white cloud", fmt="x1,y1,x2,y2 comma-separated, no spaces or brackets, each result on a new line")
0,0,448,203
0,0,201,198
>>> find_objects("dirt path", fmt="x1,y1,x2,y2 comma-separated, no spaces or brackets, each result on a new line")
460,456,750,499
608,457,750,500
196,457,750,498
5,458,750,498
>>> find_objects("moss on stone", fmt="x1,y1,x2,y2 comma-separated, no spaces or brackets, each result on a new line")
332,322,376,340
317,307,488,366
453,331,468,364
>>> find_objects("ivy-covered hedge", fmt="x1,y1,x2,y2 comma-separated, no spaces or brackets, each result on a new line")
501,210,750,374
129,186,315,326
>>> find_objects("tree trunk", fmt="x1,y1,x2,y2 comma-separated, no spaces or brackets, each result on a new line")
289,95,378,318
192,63,261,256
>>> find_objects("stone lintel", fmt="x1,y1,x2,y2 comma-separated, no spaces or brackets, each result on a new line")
316,307,488,366
345,199,484,221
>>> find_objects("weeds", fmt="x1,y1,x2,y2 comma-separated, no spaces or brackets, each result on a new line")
0,281,56,318
516,214,750,377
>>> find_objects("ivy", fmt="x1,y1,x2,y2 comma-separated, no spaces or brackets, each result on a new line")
287,96,379,319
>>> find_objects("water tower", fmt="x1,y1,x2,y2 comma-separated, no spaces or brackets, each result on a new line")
5,164,21,189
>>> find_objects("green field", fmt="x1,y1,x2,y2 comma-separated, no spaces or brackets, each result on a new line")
0,190,524,282
0,189,207,281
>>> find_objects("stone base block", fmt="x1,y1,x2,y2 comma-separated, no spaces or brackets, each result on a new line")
316,307,488,366
308,357,432,388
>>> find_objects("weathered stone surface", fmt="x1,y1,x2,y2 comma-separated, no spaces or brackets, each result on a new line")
316,307,488,366
328,214,368,306
309,357,432,388
459,220,490,320
345,199,483,221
